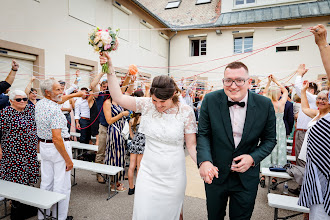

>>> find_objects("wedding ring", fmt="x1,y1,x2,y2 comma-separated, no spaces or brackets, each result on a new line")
315,28,319,32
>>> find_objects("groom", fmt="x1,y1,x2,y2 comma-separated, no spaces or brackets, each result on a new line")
197,62,276,219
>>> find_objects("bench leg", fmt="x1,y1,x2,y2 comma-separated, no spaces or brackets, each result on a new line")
106,175,118,201
72,168,77,187
274,208,278,220
4,199,7,217
44,209,47,220
56,202,59,220
268,176,271,193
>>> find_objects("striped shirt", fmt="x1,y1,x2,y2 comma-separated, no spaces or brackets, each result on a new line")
298,113,330,215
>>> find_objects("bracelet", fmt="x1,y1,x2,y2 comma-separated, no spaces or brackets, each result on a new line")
11,68,17,71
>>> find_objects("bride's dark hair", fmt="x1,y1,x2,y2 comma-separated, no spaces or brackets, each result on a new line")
150,75,180,104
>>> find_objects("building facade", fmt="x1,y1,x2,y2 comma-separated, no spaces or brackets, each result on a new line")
0,0,170,91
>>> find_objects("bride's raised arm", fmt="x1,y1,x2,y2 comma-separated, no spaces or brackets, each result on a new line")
100,52,137,112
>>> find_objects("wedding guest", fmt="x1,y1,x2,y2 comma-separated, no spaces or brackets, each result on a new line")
36,79,82,220
0,90,39,185
101,52,198,219
0,60,19,94
91,70,134,183
25,76,40,106
298,87,330,219
127,90,145,195
75,88,92,144
294,65,317,168
103,90,129,192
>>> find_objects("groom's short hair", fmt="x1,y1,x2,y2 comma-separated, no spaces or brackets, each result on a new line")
225,62,249,75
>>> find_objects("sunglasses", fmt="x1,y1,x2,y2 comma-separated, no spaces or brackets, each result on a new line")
15,98,28,102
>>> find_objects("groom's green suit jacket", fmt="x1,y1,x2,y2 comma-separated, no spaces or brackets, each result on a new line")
197,89,276,189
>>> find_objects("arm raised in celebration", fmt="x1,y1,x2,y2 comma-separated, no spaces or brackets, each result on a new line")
100,52,137,112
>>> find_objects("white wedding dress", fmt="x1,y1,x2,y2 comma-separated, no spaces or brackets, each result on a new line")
132,97,197,220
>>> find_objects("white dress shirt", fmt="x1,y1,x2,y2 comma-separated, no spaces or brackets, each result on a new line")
74,98,90,119
64,84,78,95
228,93,248,148
294,76,317,129
60,100,71,114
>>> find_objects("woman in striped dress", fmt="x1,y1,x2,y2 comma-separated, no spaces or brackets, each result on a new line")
103,91,129,191
298,83,330,219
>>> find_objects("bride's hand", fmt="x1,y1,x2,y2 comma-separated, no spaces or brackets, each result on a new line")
99,52,113,67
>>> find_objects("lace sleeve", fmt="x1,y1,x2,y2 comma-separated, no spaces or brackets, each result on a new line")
135,97,152,114
182,105,197,134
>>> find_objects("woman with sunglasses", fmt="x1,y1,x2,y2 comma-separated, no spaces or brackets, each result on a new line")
298,81,330,219
0,89,39,186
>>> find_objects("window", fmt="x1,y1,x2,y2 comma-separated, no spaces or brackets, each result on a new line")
235,0,255,5
196,0,211,5
234,36,253,54
276,46,299,52
165,1,181,9
191,39,207,56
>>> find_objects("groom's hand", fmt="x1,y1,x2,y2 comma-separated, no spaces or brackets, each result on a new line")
231,154,254,173
199,161,219,184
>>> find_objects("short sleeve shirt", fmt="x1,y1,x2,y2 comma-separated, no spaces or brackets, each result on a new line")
35,98,70,139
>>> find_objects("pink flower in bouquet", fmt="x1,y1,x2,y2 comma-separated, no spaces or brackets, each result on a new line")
104,44,111,50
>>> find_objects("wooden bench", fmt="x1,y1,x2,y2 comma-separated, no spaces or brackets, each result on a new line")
70,132,96,140
268,193,309,220
0,179,66,220
70,141,98,159
261,168,293,193
37,154,123,200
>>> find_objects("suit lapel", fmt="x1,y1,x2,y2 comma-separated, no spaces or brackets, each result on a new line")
218,91,235,147
236,91,256,150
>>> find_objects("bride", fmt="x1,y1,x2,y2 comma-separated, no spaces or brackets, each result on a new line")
100,53,200,219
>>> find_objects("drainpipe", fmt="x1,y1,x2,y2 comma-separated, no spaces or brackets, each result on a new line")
168,31,177,76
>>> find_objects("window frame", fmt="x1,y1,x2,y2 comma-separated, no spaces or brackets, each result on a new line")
275,46,300,52
165,1,181,9
190,38,207,57
196,0,212,5
234,0,256,6
233,35,253,54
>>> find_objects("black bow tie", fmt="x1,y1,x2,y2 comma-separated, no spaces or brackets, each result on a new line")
227,100,245,108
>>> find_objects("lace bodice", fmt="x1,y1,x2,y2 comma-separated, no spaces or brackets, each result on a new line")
135,97,197,145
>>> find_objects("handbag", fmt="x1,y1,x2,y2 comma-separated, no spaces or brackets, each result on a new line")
10,200,37,220
113,120,130,140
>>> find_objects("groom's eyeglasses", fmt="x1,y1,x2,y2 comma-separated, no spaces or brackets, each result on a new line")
15,98,28,102
223,78,249,87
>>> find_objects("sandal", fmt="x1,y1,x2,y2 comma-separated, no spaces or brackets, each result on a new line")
111,183,127,192
259,176,266,188
270,178,278,190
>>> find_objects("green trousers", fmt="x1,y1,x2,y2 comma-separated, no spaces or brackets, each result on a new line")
205,172,258,220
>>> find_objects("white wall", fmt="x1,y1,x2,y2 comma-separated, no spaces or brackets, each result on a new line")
221,0,317,13
0,0,168,82
169,17,329,90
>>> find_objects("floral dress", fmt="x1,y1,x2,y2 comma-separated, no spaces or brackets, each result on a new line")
127,124,145,154
0,105,39,185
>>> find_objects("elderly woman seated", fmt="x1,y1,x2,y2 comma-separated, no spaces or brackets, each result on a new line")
0,89,39,185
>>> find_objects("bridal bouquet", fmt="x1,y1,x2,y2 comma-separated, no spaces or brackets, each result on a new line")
89,27,119,73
